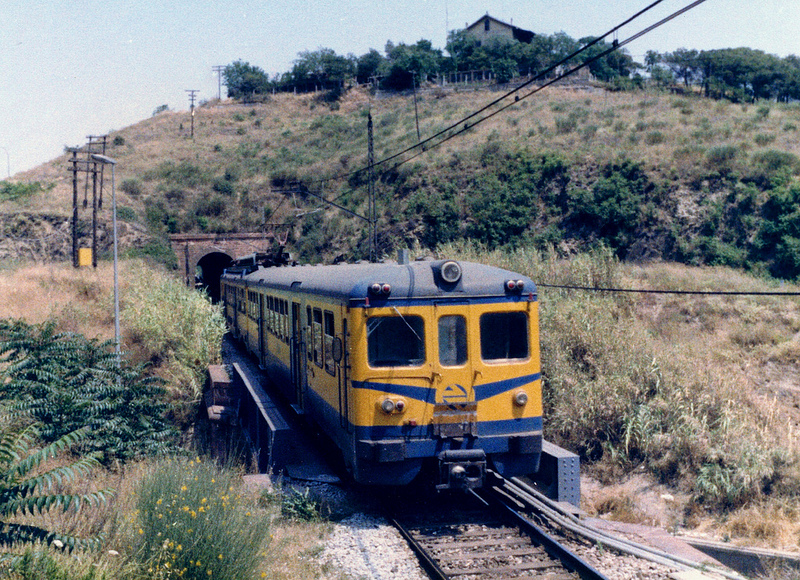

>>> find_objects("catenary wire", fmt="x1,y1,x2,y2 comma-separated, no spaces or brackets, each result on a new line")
318,0,708,207
536,283,800,297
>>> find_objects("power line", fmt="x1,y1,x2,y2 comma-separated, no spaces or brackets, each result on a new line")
537,283,800,297
321,0,706,208
276,0,711,254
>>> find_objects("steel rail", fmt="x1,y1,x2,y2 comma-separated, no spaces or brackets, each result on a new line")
477,486,610,580
504,475,748,580
386,513,451,580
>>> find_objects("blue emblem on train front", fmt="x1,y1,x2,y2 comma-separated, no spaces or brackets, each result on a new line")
441,384,470,409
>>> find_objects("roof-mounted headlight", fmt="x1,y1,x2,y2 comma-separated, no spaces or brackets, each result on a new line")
440,260,462,284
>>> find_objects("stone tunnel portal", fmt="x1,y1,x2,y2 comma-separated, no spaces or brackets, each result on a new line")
196,252,233,303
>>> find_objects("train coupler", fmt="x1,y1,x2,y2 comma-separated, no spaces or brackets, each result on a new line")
436,449,486,491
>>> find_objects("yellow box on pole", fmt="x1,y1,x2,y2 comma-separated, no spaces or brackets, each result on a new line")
78,247,92,267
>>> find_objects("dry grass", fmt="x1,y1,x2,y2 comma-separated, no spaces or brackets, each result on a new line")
0,261,117,340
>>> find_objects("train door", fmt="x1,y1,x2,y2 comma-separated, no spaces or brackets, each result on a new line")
337,317,350,430
431,304,477,437
290,302,305,410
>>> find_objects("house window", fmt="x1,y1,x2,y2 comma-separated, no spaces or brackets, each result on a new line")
484,18,490,32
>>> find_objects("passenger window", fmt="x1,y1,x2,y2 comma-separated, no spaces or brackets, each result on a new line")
480,312,529,361
324,311,335,375
439,315,467,367
367,315,425,367
313,309,323,367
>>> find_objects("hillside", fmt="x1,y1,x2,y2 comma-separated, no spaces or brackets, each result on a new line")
4,84,800,556
4,83,800,274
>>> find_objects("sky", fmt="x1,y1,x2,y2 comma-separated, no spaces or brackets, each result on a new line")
2,0,799,177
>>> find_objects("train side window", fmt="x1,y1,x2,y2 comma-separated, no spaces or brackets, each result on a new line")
480,312,529,361
282,300,289,342
313,308,323,367
324,310,335,376
367,315,425,368
439,315,467,367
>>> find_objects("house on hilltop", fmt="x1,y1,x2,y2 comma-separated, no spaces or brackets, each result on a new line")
464,14,535,46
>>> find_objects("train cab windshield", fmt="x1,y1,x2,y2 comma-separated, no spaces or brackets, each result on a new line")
480,312,529,361
367,315,425,367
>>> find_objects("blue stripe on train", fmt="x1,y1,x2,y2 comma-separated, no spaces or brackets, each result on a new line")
351,373,541,403
306,384,543,460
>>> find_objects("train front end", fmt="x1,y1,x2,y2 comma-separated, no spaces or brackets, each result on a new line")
346,260,543,490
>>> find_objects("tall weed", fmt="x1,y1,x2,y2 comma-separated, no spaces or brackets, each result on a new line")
441,243,798,508
122,266,226,402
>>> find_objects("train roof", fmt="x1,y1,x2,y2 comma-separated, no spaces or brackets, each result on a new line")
224,259,536,302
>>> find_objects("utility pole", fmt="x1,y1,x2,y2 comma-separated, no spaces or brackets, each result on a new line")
186,89,199,138
367,109,376,262
71,149,79,267
212,65,225,100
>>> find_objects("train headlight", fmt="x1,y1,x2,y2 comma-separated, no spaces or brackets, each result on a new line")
513,390,529,407
380,398,396,414
379,398,406,414
440,261,462,284
505,279,525,292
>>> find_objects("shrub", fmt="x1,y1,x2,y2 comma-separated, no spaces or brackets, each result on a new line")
706,144,738,167
119,179,143,198
644,131,665,145
0,319,177,463
0,425,111,560
132,458,270,580
117,206,136,222
122,266,226,402
0,181,50,202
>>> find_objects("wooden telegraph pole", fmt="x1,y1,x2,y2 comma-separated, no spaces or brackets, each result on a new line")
186,89,199,138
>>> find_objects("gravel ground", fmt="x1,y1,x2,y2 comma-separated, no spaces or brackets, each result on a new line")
320,512,428,580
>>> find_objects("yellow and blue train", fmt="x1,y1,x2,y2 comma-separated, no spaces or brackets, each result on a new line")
221,257,542,489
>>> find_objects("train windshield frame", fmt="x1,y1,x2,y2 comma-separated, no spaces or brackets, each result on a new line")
367,314,425,368
479,311,529,362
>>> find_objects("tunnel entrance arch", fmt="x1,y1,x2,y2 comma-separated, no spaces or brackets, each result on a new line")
169,233,279,300
196,252,233,302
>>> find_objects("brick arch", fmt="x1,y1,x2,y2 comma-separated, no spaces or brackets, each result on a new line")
169,233,277,296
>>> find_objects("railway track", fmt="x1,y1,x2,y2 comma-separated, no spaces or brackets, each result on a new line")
387,472,748,580
387,477,608,580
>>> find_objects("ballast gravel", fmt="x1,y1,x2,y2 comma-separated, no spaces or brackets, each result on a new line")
320,512,428,580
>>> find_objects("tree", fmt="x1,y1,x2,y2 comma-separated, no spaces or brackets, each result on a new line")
289,48,356,92
0,320,176,464
577,37,636,82
356,49,385,84
0,424,111,555
223,60,271,99
663,48,699,87
382,39,446,90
